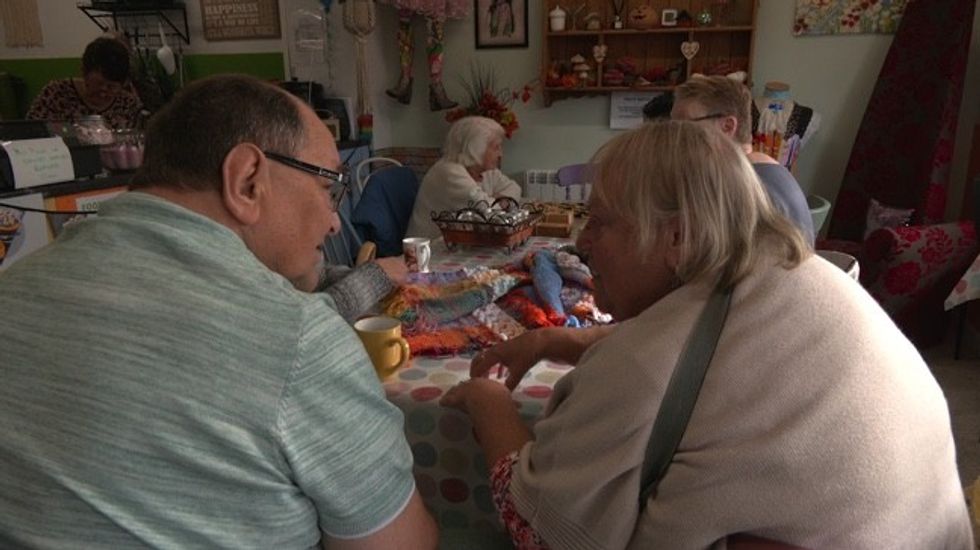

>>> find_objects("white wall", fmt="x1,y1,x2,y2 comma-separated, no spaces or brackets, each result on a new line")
4,0,979,217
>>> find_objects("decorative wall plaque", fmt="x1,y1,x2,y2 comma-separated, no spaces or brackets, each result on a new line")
200,0,281,41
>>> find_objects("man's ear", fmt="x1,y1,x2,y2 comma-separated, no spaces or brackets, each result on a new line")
221,143,266,226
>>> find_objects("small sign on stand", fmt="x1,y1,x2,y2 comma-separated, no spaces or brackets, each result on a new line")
1,137,74,189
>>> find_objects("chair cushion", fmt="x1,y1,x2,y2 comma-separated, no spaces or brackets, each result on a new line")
818,221,978,346
862,221,977,345
864,198,914,239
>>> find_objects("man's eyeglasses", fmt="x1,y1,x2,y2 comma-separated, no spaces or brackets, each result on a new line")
688,113,729,122
263,150,350,208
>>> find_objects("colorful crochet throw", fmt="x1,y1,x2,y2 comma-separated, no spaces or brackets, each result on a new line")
383,246,610,356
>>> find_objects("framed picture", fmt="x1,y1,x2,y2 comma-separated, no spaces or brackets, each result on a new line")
661,8,679,27
475,0,528,49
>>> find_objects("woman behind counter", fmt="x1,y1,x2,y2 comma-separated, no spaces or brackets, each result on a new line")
405,115,522,239
27,37,143,130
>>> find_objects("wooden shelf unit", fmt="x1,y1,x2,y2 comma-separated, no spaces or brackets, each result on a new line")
542,0,757,106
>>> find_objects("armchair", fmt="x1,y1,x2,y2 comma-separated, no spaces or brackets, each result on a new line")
819,220,977,347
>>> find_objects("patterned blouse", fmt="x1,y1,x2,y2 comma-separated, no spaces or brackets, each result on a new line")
492,451,550,549
26,79,142,130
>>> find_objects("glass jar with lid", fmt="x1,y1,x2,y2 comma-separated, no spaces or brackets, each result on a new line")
99,128,145,171
72,115,114,146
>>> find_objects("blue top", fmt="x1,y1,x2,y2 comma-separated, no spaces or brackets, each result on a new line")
0,192,415,549
753,162,815,245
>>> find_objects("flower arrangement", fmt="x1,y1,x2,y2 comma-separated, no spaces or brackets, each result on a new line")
445,64,537,139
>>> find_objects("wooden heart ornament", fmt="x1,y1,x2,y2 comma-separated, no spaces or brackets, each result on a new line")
681,41,700,60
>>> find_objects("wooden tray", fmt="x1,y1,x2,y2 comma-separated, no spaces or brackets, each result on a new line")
534,211,574,237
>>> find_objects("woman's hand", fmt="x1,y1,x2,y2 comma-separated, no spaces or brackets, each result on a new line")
441,378,532,465
440,377,512,414
374,255,408,286
471,330,551,391
471,325,616,391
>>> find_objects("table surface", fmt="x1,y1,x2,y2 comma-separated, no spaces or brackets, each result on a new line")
382,236,572,532
945,252,980,311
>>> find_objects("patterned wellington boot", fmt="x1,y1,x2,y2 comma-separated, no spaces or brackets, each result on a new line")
385,75,413,105
385,9,414,105
425,17,457,111
428,82,458,111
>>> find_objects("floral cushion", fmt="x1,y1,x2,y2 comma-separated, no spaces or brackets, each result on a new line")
864,198,914,239
860,221,977,346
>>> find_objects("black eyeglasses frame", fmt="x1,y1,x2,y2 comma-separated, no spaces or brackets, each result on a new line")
263,150,350,208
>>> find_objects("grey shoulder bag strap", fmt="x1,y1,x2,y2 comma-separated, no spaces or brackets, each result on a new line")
638,284,733,509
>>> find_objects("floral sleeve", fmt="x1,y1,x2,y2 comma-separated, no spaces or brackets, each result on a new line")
490,451,550,550
26,82,59,121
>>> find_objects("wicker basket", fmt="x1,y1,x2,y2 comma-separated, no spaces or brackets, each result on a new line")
432,199,542,252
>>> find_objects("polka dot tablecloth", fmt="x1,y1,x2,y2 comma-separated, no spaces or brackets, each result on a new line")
945,252,980,311
384,358,573,532
383,236,574,532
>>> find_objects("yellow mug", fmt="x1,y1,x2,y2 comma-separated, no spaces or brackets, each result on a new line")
353,316,411,380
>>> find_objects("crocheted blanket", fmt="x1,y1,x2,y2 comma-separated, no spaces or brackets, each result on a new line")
382,246,610,356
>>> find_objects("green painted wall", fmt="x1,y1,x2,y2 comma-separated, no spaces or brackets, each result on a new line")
181,52,284,83
0,52,284,118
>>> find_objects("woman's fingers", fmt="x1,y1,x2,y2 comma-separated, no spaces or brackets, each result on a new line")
470,349,499,378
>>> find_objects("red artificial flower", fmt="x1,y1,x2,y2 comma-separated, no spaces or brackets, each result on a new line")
444,63,539,139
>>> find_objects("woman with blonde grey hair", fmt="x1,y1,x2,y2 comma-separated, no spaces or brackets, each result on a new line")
442,120,972,549
405,116,521,239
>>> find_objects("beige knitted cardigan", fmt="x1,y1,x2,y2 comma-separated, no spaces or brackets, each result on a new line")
511,255,973,549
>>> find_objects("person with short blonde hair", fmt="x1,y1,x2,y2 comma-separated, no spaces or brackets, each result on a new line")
405,115,522,239
672,75,815,244
446,121,971,549
673,75,753,145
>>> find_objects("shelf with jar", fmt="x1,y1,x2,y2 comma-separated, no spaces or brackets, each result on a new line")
542,0,757,106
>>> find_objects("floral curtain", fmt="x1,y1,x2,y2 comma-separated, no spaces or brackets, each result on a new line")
827,0,975,241
793,0,909,36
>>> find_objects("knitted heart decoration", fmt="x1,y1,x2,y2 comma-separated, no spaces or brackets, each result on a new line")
681,41,700,60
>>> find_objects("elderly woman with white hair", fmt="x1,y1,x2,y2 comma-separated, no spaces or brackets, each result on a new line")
405,116,522,239
441,120,972,549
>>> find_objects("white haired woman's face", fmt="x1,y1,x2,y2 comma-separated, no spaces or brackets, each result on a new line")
479,136,503,173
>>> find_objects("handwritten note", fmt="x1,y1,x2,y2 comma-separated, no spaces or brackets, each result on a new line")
2,137,74,189
609,91,662,130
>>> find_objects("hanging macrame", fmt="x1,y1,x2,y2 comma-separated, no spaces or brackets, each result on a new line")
0,0,43,48
343,0,376,139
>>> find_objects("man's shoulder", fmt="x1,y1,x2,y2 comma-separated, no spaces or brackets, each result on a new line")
752,162,805,196
751,159,792,178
